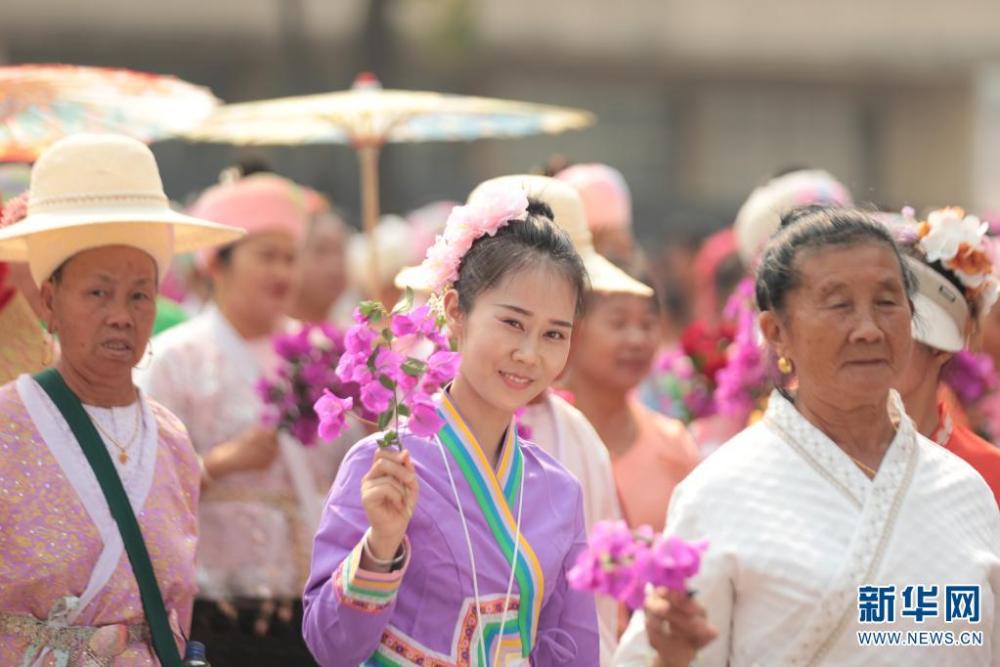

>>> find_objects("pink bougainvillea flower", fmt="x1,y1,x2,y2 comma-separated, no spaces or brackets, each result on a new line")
408,399,445,437
335,352,370,385
567,520,708,609
648,535,709,592
426,349,461,385
274,329,312,360
344,323,377,355
942,350,998,405
514,406,534,441
713,277,772,421
361,381,394,415
314,390,353,441
391,305,437,338
292,414,321,446
375,347,406,383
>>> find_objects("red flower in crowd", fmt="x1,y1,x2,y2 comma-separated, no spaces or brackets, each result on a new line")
680,320,736,381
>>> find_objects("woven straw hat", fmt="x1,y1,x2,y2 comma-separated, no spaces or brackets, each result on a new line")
0,133,244,285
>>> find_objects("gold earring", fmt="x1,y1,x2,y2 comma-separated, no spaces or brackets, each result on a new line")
41,332,55,367
778,356,793,374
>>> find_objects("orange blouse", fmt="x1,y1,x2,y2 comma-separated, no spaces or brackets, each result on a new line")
611,400,700,532
935,400,1000,507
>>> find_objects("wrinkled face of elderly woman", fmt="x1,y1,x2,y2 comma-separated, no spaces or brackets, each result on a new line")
761,242,913,409
40,245,158,376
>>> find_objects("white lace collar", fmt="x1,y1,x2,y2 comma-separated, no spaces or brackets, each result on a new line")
763,389,915,507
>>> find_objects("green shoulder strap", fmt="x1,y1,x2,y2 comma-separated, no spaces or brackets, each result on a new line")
33,368,183,667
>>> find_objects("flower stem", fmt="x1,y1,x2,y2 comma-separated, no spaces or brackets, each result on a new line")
393,387,403,451
348,413,379,428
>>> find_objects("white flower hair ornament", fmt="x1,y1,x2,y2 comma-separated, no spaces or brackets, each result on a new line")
908,206,1000,316
420,184,530,295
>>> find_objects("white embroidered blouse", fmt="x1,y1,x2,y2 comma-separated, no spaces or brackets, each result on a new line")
136,306,361,601
615,390,1000,666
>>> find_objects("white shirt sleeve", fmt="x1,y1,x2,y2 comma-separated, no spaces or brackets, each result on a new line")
614,608,656,666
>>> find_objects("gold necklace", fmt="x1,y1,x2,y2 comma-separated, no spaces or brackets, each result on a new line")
847,454,878,478
88,404,141,464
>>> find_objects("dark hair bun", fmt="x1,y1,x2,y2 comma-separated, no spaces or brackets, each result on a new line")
526,199,555,223
779,204,829,230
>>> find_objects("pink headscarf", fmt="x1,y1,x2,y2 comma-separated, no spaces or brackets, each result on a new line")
692,228,739,324
190,173,308,268
302,187,332,218
555,163,632,232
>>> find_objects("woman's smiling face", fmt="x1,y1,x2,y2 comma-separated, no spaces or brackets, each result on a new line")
445,263,578,415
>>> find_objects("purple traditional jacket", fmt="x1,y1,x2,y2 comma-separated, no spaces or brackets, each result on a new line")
302,392,600,666
0,375,199,665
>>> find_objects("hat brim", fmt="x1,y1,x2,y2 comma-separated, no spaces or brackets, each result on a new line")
911,292,966,352
582,250,653,297
0,207,245,263
906,256,969,353
394,263,434,293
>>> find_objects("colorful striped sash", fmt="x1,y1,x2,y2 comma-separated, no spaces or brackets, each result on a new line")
436,393,544,661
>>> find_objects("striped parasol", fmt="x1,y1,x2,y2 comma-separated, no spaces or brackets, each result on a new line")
184,73,595,289
0,63,218,162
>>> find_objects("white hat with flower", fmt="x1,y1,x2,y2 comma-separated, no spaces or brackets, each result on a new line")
896,206,1000,352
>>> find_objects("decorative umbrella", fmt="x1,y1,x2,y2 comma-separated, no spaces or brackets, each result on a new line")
0,164,30,200
184,73,595,285
0,64,218,162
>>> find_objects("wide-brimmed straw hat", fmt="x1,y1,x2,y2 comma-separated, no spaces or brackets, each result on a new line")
395,174,653,297
0,133,244,285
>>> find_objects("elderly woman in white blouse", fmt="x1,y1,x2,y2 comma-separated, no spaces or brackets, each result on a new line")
615,206,1000,667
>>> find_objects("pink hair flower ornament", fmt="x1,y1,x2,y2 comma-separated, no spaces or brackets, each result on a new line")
420,185,529,294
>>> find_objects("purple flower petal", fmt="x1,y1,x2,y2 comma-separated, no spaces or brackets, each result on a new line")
566,520,708,607
426,350,461,385
314,390,353,441
344,323,377,356
391,312,418,337
408,400,444,437
360,381,394,415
